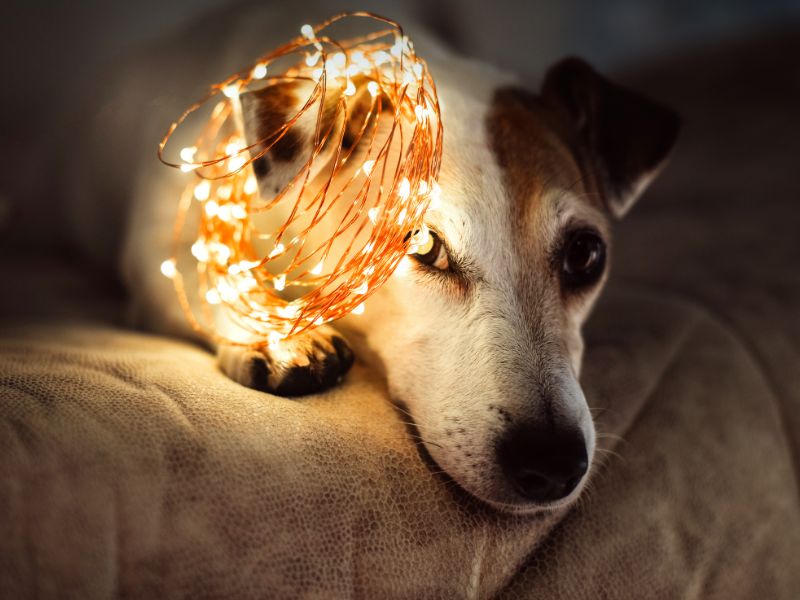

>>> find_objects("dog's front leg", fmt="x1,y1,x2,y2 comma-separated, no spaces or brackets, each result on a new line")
216,325,355,396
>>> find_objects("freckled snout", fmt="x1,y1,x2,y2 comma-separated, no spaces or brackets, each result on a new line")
498,422,588,503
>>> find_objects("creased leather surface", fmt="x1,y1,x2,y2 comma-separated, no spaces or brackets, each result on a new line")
1,261,798,598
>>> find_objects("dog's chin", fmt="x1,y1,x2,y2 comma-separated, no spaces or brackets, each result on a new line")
390,396,589,515
419,440,588,516
453,475,588,516
473,483,588,515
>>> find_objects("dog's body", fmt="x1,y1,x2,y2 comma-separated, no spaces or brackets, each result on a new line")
117,7,678,513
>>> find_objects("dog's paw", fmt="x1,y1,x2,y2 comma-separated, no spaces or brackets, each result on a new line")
216,326,355,396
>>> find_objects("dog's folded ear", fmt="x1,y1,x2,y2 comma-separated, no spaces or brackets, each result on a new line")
238,77,389,198
542,57,680,218
238,81,318,196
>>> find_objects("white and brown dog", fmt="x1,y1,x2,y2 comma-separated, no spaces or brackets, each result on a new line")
119,11,679,514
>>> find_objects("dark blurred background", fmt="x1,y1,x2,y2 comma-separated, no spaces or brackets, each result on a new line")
1,0,799,250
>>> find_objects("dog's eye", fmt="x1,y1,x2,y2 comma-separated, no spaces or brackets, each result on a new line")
410,230,449,270
561,229,606,288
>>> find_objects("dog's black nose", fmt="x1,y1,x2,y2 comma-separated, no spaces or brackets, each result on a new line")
498,423,588,503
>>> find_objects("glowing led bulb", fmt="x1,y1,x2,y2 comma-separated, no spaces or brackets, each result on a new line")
193,180,211,201
191,240,209,262
218,281,237,302
229,259,260,275
160,259,176,279
212,243,231,264
362,160,375,176
204,200,219,217
244,175,258,195
241,260,261,270
252,63,268,79
311,260,324,275
300,24,315,39
305,52,321,67
268,243,285,258
353,302,365,315
354,281,368,295
231,204,247,220
217,184,232,200
205,289,221,304
367,207,379,224
180,163,199,173
397,207,407,224
398,177,411,200
180,146,197,163
237,275,258,292
331,53,346,69
222,84,240,99
217,204,232,222
225,140,242,156
228,155,247,171
344,80,356,96
273,274,286,291
367,81,380,97
277,304,299,319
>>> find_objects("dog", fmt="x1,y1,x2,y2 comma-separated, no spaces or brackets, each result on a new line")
120,10,679,514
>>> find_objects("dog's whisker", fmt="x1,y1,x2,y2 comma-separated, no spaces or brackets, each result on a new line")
593,447,626,464
596,432,626,442
387,429,446,450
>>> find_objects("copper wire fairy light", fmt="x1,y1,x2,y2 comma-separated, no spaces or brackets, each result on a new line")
158,12,443,348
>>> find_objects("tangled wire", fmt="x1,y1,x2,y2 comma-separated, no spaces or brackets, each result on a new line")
158,12,443,348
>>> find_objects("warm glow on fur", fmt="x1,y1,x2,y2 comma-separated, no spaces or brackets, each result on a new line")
158,12,443,347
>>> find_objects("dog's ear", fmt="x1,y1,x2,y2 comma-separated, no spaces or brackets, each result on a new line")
238,78,387,197
238,82,317,196
542,57,680,218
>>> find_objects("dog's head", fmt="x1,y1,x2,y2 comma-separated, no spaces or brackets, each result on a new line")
241,56,679,512
343,57,679,512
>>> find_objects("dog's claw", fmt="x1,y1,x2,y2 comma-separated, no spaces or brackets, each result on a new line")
217,326,354,396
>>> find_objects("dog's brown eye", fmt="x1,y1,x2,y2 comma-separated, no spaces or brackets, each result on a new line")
562,229,605,288
410,230,448,270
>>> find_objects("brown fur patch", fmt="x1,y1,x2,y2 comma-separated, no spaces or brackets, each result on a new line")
486,87,610,325
486,86,597,225
322,74,395,156
242,77,396,172
241,82,304,162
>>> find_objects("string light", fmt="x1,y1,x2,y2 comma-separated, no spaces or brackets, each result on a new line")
158,12,443,346
160,259,177,279
252,63,268,79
